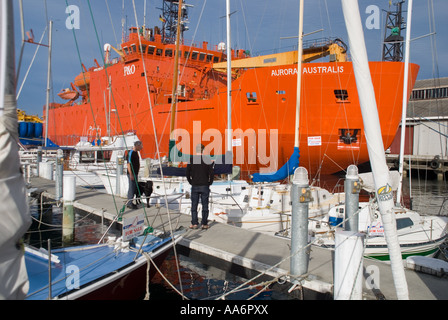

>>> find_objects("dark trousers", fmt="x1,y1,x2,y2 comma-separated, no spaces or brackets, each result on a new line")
190,185,210,226
127,174,138,205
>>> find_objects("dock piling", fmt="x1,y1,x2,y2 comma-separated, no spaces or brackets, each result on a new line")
39,162,53,180
334,231,365,300
344,165,360,232
55,149,63,200
116,152,124,196
290,167,310,279
36,146,42,176
62,176,76,244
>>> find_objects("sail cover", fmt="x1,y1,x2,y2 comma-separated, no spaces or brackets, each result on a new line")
251,147,300,182
0,0,31,299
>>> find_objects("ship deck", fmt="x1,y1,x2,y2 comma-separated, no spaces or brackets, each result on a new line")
28,176,448,300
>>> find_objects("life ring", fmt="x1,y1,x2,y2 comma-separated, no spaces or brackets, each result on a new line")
430,156,440,169
430,159,440,170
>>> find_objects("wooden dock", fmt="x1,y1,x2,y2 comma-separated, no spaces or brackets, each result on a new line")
386,154,448,180
28,177,448,300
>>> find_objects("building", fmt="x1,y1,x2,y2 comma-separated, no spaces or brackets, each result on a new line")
388,77,448,179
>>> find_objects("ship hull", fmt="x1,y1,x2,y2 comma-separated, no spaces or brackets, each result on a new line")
46,60,419,178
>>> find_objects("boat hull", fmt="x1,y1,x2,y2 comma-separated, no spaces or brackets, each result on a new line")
25,235,181,300
75,247,170,300
316,234,448,262
45,60,419,178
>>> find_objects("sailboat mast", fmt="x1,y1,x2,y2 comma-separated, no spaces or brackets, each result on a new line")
169,0,183,159
44,20,52,147
294,0,304,148
341,0,409,300
396,0,413,204
226,0,232,154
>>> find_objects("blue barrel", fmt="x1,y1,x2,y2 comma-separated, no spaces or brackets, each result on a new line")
27,122,35,138
18,122,28,137
34,122,43,138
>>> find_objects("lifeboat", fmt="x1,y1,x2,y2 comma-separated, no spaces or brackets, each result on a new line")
74,72,91,91
58,88,80,100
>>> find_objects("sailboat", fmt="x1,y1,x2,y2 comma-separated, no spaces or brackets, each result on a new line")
24,231,183,300
310,0,448,265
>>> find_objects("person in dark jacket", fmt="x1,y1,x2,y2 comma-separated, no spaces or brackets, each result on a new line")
186,143,214,229
126,140,143,209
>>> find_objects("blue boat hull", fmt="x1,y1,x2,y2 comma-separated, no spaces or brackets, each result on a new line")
25,234,179,300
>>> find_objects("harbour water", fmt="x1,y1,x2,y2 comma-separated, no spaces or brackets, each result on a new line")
25,174,448,300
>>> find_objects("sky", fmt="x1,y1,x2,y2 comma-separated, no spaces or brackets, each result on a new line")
12,0,448,117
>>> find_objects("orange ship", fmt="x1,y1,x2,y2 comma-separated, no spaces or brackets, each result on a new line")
45,1,419,179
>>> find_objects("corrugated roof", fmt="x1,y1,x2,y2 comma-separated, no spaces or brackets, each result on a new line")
412,77,448,89
407,78,448,119
408,99,448,118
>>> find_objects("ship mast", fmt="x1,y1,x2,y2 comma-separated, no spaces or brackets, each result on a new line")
168,0,183,162
396,0,413,205
294,0,304,148
161,0,189,44
382,1,405,62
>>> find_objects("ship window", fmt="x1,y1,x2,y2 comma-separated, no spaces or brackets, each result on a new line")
206,54,213,62
123,47,129,55
165,49,173,57
192,51,199,60
246,92,257,103
131,45,137,53
213,56,219,63
411,87,448,100
396,217,413,230
184,51,190,59
334,89,349,102
140,44,147,54
156,48,162,56
199,53,206,61
147,46,155,55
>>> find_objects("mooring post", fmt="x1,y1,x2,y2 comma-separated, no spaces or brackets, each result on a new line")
334,230,365,300
36,146,42,176
290,167,311,278
116,151,124,196
39,162,53,180
62,176,76,245
55,149,63,200
344,164,360,232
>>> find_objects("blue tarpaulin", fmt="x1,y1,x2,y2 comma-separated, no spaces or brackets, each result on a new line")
251,147,300,182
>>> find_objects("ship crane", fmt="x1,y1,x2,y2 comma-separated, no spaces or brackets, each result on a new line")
104,43,124,64
212,38,347,72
